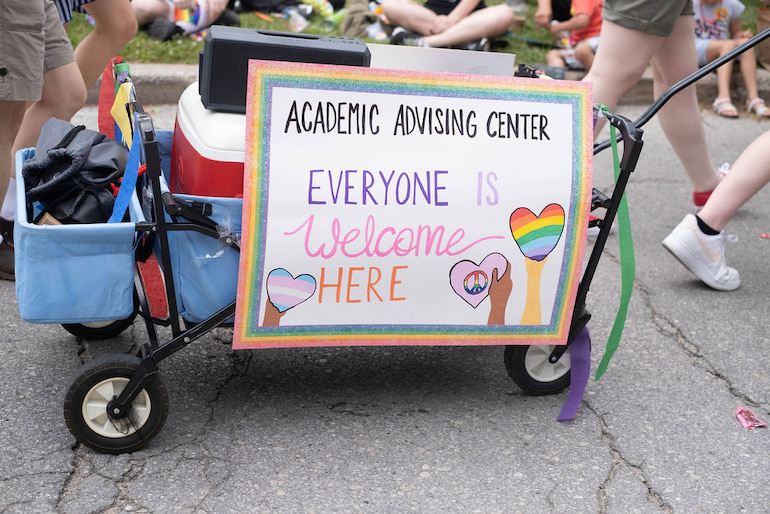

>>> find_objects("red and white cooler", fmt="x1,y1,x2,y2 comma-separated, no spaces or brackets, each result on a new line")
170,83,246,198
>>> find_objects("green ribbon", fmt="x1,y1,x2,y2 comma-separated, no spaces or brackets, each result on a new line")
595,106,635,380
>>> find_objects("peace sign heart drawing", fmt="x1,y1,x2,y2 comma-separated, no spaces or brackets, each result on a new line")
449,253,508,309
448,203,565,324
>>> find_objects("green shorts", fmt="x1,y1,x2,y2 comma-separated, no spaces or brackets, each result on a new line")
0,0,75,102
603,0,694,38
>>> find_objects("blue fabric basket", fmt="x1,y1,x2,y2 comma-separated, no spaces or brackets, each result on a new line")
154,131,241,323
14,148,142,323
162,193,241,323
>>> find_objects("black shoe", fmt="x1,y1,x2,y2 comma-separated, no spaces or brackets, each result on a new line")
213,9,242,26
232,0,248,13
389,27,425,46
146,18,184,41
457,38,489,51
532,64,565,79
0,218,13,281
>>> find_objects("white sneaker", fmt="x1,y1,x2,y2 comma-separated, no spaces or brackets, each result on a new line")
662,214,740,291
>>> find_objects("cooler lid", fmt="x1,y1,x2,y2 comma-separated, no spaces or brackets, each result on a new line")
176,82,246,162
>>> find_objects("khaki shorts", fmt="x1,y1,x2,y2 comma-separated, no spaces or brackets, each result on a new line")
603,0,694,38
0,0,75,102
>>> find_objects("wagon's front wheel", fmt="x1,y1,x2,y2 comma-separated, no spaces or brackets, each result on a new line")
64,354,168,454
504,345,571,395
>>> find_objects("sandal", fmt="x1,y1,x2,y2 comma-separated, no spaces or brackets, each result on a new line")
713,98,739,118
747,98,770,117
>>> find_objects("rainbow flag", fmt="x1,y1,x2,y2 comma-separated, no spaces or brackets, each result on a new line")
174,4,201,24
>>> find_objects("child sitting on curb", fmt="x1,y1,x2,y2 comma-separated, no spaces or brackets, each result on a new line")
544,0,602,75
694,0,770,118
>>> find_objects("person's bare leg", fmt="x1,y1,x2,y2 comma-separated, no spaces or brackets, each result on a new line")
582,19,664,135
650,16,720,193
424,5,514,47
736,44,761,102
574,41,594,70
78,0,138,88
547,48,565,67
132,0,171,26
698,130,770,231
381,0,437,35
12,61,87,155
0,102,27,206
705,39,736,101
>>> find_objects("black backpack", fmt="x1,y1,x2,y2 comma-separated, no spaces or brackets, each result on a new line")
22,118,128,224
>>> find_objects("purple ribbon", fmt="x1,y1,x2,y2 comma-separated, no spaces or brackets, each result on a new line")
557,326,591,421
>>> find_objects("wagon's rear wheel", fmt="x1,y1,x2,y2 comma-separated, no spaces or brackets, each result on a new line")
504,345,571,395
61,294,139,340
64,354,168,454
61,314,137,340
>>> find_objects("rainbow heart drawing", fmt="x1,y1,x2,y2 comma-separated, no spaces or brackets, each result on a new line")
266,268,317,313
510,204,565,325
509,203,565,261
449,253,508,308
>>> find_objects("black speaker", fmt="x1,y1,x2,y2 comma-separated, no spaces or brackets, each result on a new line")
199,26,371,114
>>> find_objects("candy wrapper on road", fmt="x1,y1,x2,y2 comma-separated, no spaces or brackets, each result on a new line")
735,407,767,430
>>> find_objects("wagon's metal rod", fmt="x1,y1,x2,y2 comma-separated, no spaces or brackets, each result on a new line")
136,112,183,336
581,113,641,313
151,301,237,362
547,112,644,365
108,301,237,417
107,356,159,420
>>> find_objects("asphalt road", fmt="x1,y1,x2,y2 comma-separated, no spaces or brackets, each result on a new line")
1,102,769,513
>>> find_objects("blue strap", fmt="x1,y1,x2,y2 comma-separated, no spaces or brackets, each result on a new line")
108,121,142,223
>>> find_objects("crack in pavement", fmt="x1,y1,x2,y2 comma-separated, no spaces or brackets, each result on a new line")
634,276,767,410
58,326,248,511
592,247,766,410
58,451,147,513
106,458,148,513
584,245,768,513
586,402,673,514
584,249,738,513
167,329,247,512
58,446,86,509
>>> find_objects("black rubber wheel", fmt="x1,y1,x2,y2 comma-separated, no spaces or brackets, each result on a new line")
61,313,137,340
64,354,169,454
61,294,139,340
504,345,571,395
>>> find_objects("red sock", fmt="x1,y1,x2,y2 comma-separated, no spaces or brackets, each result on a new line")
693,190,713,209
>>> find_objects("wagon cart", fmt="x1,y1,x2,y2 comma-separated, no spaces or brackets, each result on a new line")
15,26,770,453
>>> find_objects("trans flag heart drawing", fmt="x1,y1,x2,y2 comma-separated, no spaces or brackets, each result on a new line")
449,253,508,308
266,268,317,313
509,203,565,261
